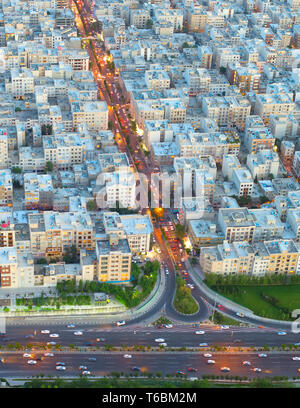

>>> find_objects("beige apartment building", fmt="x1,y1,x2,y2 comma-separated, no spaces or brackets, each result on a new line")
0,169,13,207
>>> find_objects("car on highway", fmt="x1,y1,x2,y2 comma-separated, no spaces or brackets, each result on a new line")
277,331,287,336
82,371,91,375
116,321,126,326
221,325,230,330
164,324,173,329
188,367,198,372
236,312,245,318
258,354,268,358
195,331,205,335
47,342,56,346
199,343,208,347
155,338,165,343
56,366,66,371
49,333,59,338
123,354,132,359
41,330,50,334
23,353,32,358
207,360,215,365
67,324,75,328
96,338,106,342
242,361,251,366
25,335,34,339
292,357,300,361
176,370,185,376
88,357,97,362
220,367,230,372
27,360,37,365
78,366,87,370
74,331,83,336
56,362,65,366
217,304,224,311
203,353,212,358
253,368,262,372
131,367,141,371
44,353,54,357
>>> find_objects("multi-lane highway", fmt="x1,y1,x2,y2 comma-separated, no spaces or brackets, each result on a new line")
2,325,300,349
1,351,300,379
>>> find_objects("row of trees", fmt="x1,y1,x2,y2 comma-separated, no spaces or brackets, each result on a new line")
205,273,300,287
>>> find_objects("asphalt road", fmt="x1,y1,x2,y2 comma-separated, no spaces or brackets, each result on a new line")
2,325,300,348
1,351,300,379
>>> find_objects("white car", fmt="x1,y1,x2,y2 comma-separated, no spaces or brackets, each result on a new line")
82,371,91,375
67,324,75,328
56,366,66,371
23,353,32,358
157,249,161,253
242,361,251,366
199,343,208,347
292,357,300,361
49,333,59,338
277,331,287,336
236,312,245,318
221,325,230,330
123,354,132,359
116,321,126,326
41,330,50,334
78,365,87,370
165,324,173,329
155,338,165,343
253,368,262,372
27,360,37,365
207,360,215,364
74,331,83,336
258,354,267,358
44,353,54,357
203,353,212,358
195,331,205,335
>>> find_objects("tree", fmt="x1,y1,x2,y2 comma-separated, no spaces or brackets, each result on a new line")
182,42,189,48
146,19,153,29
220,66,227,74
12,166,22,174
15,107,22,112
36,258,48,265
45,161,53,173
175,223,185,239
108,120,113,130
268,173,274,180
86,199,97,211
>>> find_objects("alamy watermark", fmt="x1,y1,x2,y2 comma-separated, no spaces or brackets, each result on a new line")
95,169,208,212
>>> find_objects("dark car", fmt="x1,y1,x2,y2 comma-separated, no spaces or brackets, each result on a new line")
187,368,198,372
233,339,242,343
88,357,97,362
131,367,141,372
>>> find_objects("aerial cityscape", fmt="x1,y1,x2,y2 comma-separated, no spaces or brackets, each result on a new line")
1,0,300,393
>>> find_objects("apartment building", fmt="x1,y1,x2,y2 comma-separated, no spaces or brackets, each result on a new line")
71,101,108,131
0,131,8,169
232,168,254,197
0,169,13,207
103,212,153,254
246,149,279,180
200,239,300,276
202,96,251,130
43,133,94,169
254,94,295,125
218,208,256,243
95,235,132,282
24,173,54,210
0,247,34,288
5,68,34,96
130,9,150,28
244,115,275,154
